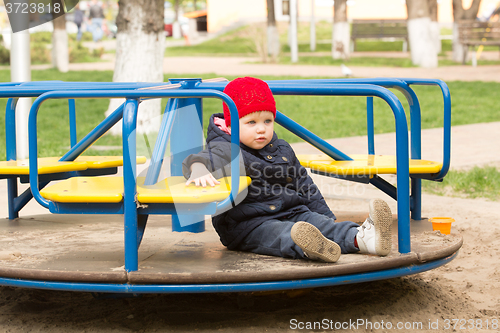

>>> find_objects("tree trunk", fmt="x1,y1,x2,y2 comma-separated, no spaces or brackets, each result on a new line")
172,0,182,38
106,0,165,135
452,0,482,62
289,0,298,63
428,0,441,53
267,0,279,60
332,0,350,59
407,0,438,67
51,0,68,72
310,0,316,51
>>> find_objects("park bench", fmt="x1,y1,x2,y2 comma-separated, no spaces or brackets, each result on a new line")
350,19,408,52
458,20,500,66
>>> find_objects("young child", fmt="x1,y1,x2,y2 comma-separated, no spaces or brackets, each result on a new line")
182,77,392,262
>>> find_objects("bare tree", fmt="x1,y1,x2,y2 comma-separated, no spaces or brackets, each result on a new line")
332,0,349,59
105,0,165,135
51,0,68,72
452,0,482,62
406,0,438,67
172,0,182,38
428,0,441,53
267,0,279,61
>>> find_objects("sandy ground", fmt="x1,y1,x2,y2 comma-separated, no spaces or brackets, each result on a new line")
1,52,500,331
1,120,499,332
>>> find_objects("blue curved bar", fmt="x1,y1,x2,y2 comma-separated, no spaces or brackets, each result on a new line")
0,252,458,293
398,78,452,180
200,78,450,222
27,89,241,220
199,78,450,171
5,98,18,161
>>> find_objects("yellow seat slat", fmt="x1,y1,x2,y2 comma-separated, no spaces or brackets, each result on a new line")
297,154,442,175
0,157,88,175
136,176,251,204
0,156,147,175
75,156,147,168
40,176,251,204
40,176,124,203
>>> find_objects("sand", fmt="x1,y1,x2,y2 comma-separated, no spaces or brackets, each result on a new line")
0,192,498,333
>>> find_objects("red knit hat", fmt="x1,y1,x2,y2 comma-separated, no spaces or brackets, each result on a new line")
223,77,276,127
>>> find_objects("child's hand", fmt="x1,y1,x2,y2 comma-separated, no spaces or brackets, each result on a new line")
186,163,220,187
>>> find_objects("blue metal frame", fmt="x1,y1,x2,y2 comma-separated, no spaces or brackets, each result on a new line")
200,78,452,221
27,88,242,272
2,81,171,219
0,79,457,293
0,252,458,294
25,84,410,257
195,81,413,253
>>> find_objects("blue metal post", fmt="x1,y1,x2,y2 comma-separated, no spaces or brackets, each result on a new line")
6,98,19,219
144,99,178,185
366,97,375,155
68,99,77,147
169,79,205,233
122,99,140,272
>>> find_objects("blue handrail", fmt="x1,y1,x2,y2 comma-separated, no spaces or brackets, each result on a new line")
397,78,452,180
196,82,412,253
27,89,241,213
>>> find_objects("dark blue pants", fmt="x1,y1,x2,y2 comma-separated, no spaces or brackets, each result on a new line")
236,211,359,259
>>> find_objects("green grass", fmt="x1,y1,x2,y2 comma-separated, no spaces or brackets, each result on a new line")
166,26,256,56
423,166,500,201
278,55,416,67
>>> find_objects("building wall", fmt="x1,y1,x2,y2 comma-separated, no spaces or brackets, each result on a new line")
207,0,267,33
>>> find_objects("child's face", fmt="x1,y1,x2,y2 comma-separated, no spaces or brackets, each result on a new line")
237,111,274,150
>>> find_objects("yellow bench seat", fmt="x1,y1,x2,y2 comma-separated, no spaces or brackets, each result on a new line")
297,154,442,176
0,156,147,175
40,176,252,204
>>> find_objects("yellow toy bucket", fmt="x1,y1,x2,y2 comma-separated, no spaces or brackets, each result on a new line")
429,217,455,235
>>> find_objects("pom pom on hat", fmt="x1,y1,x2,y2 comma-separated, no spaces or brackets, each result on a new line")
223,77,276,127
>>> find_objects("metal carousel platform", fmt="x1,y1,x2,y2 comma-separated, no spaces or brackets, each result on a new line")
0,211,462,293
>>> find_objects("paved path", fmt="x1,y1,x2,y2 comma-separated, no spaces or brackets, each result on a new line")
27,54,500,82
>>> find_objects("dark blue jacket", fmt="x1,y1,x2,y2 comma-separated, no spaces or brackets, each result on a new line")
183,113,336,249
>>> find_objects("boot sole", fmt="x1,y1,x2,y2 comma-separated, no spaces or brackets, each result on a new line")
291,222,341,263
369,199,393,256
